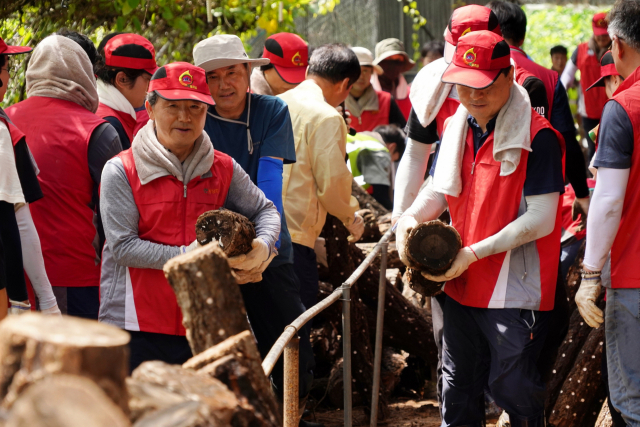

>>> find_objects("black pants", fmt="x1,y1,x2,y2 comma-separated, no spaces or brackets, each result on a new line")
292,243,319,311
128,330,192,373
582,115,600,163
52,286,100,320
0,201,27,301
240,262,315,398
441,296,550,427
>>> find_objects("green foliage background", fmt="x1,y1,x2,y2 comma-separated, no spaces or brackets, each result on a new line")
522,4,610,69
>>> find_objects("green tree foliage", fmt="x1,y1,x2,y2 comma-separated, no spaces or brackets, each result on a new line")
522,4,608,69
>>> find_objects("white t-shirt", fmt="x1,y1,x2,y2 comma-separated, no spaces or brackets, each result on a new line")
0,121,25,204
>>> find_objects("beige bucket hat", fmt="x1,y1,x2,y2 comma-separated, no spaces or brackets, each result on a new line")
193,34,270,72
351,47,384,74
373,38,415,72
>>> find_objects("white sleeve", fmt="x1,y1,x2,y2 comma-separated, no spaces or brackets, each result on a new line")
470,193,560,259
583,167,630,271
403,176,448,223
14,204,58,310
560,59,578,90
392,139,431,219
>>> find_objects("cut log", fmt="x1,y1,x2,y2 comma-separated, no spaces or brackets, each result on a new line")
183,331,281,427
6,374,130,427
133,400,215,427
405,220,461,274
548,324,606,427
404,268,444,298
195,208,256,257
163,243,250,355
131,361,238,426
594,399,613,427
0,313,129,412
127,378,189,423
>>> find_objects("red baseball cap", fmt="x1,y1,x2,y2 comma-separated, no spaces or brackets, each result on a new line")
0,38,32,56
587,51,620,91
443,5,502,63
262,33,308,84
592,12,609,37
442,31,511,90
104,33,158,75
148,62,214,105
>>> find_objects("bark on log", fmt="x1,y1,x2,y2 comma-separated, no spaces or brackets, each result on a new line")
404,268,444,298
127,378,189,423
405,221,461,274
183,330,280,427
356,242,403,270
195,208,256,257
131,361,239,426
548,324,606,427
6,375,130,427
351,180,389,218
163,243,251,355
133,400,216,427
595,399,613,427
0,313,129,412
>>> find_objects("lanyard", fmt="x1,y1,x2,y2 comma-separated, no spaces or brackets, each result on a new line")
207,92,254,154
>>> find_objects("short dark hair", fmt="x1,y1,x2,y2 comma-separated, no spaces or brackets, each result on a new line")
486,1,527,44
146,90,159,106
420,40,445,59
500,65,513,77
550,45,568,56
307,43,361,87
374,124,406,157
95,32,149,88
56,29,99,67
609,0,640,51
260,63,274,72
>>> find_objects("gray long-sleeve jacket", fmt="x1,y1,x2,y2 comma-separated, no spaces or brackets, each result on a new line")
98,156,280,331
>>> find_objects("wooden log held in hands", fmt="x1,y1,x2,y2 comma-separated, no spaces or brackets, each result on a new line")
195,208,256,257
403,220,462,297
0,313,130,412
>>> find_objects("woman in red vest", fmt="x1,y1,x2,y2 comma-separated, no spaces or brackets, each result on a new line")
98,62,280,370
96,33,158,150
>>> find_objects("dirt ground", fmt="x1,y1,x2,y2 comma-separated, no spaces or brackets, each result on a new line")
309,399,498,427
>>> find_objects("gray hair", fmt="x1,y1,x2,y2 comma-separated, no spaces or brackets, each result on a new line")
146,90,159,107
608,0,640,51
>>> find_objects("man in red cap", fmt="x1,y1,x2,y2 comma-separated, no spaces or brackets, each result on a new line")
397,31,564,426
561,11,611,161
251,32,308,96
98,62,281,370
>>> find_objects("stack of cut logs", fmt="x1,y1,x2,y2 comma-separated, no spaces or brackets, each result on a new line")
0,182,613,426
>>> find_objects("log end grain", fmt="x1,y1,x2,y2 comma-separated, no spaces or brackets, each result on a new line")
406,221,462,274
404,268,444,298
195,208,256,257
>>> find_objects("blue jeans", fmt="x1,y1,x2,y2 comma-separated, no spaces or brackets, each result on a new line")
606,288,640,426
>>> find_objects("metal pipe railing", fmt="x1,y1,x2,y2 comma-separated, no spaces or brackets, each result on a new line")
262,228,394,427
370,241,388,427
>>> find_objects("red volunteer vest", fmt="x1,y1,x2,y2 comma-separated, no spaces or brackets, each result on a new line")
117,148,233,335
6,97,106,288
606,67,640,288
395,85,411,120
511,46,557,118
443,111,564,311
577,42,608,120
351,90,391,133
134,108,150,137
97,103,137,144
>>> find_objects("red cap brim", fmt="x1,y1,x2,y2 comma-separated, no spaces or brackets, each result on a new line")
592,26,609,36
441,62,501,89
155,89,215,105
273,64,307,84
2,46,32,55
586,77,606,91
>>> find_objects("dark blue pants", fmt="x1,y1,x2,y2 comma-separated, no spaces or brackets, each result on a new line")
128,330,192,373
240,262,315,398
441,296,550,427
53,286,100,320
292,243,319,311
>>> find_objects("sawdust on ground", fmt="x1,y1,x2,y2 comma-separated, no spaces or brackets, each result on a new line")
310,399,498,426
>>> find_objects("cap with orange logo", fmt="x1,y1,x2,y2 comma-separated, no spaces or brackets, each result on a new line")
592,12,609,37
443,5,502,63
148,62,214,105
441,31,511,90
262,32,309,84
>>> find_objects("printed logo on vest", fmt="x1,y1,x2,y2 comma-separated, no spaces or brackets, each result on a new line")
179,70,197,89
204,188,220,195
292,51,304,66
463,48,479,68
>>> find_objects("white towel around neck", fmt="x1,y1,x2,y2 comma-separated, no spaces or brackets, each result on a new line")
432,83,532,197
408,57,453,127
97,80,137,121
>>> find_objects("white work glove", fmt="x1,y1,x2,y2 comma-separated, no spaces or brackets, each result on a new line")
227,238,271,271
396,215,418,267
9,300,31,315
422,247,478,282
575,275,603,328
41,304,62,316
346,213,365,243
180,239,200,254
572,196,590,232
